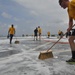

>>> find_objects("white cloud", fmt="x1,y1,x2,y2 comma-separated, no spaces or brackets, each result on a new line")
11,0,68,35
14,17,19,21
1,12,12,19
13,0,59,15
30,10,38,16
13,0,67,21
1,12,19,21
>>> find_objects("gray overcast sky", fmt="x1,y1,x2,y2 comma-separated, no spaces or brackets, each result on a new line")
0,0,69,36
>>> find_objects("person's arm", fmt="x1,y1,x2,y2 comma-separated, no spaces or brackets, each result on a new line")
67,17,73,32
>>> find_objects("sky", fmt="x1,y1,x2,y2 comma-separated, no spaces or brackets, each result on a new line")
0,0,69,36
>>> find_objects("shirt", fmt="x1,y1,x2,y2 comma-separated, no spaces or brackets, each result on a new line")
38,28,42,34
47,32,50,35
9,27,15,35
68,0,75,20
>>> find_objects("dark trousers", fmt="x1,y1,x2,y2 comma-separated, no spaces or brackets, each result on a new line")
10,34,13,44
72,29,75,36
66,29,75,38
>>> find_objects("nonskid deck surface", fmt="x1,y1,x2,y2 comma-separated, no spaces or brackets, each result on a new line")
0,37,75,75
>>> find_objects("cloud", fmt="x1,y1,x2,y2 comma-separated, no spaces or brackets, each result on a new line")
13,0,59,15
14,17,19,21
1,12,12,19
30,10,38,16
0,0,69,35
13,0,67,21
1,12,19,22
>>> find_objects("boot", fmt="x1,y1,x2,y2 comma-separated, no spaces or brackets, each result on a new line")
66,51,75,62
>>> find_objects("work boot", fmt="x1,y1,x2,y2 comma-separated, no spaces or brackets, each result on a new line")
66,58,75,62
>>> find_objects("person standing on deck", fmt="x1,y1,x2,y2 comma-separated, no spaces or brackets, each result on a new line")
58,30,63,38
34,27,38,41
58,0,75,62
38,26,42,41
47,31,50,38
8,24,15,44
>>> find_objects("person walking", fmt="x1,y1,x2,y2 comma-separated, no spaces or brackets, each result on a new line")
8,24,15,44
38,26,42,41
47,31,50,38
58,30,63,38
58,0,75,62
34,27,38,41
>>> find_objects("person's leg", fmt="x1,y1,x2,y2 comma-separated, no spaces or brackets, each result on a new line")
48,35,49,38
34,36,35,41
38,34,40,40
69,36,75,50
10,35,12,44
10,34,13,44
39,33,41,40
35,33,38,40
59,34,61,38
49,35,50,37
66,36,75,62
35,35,37,40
